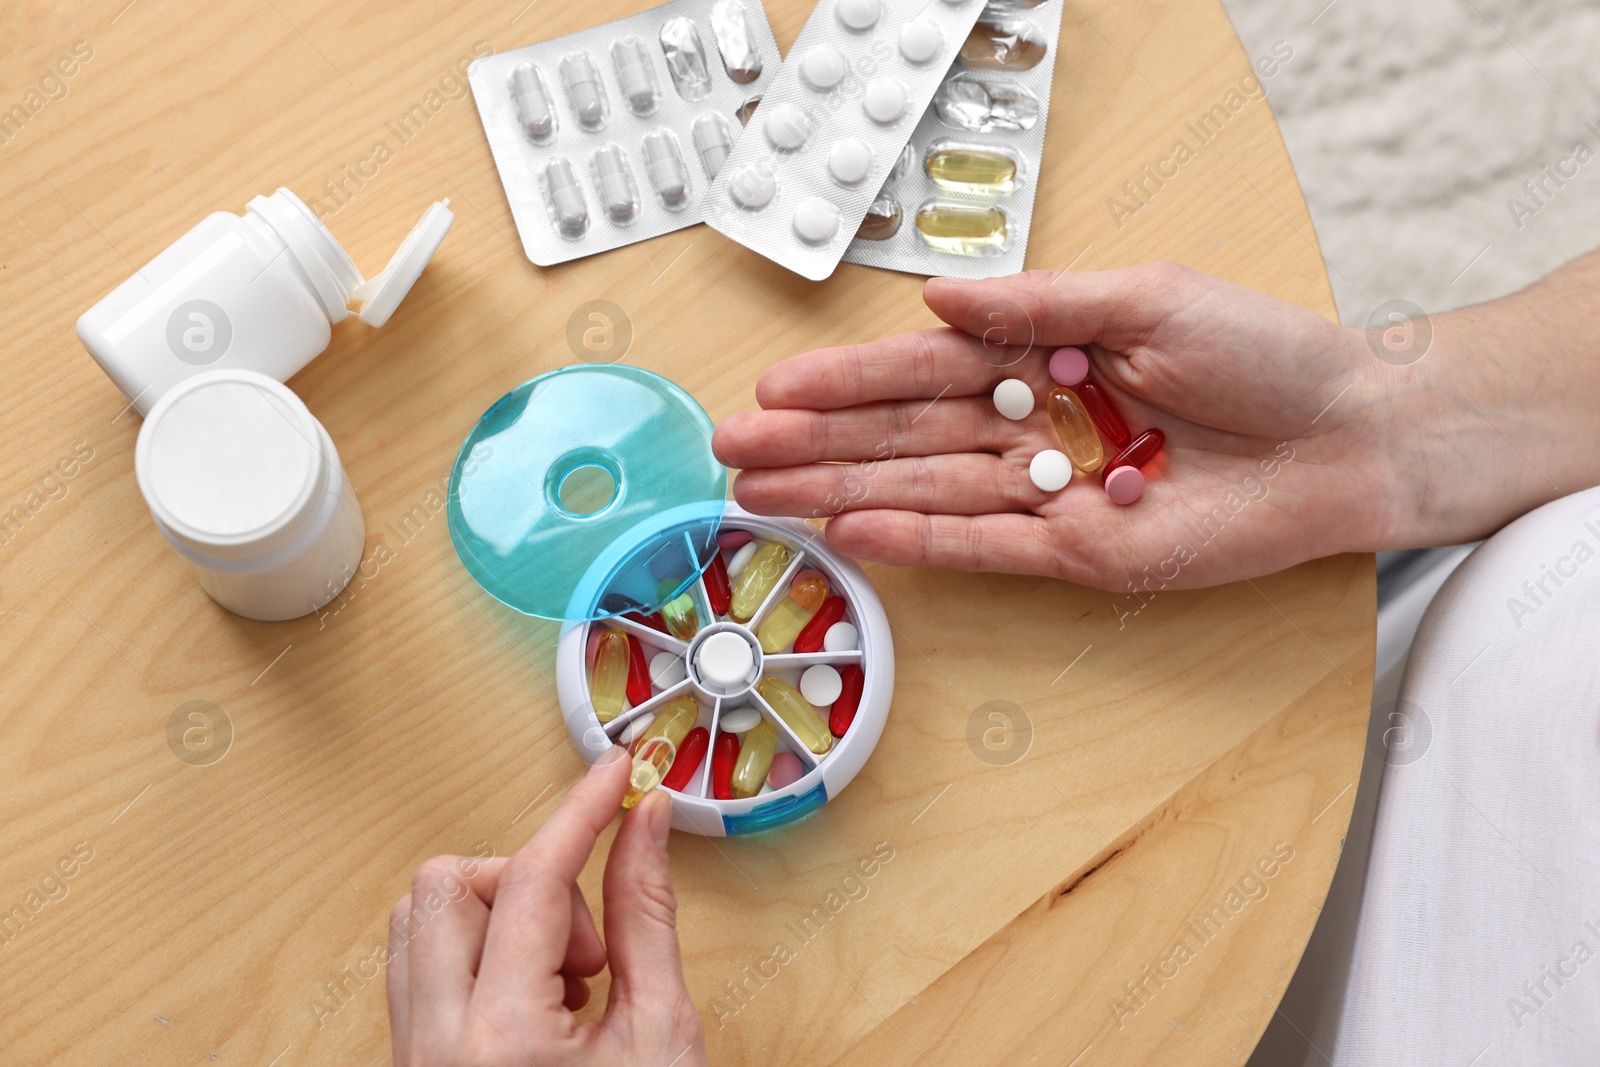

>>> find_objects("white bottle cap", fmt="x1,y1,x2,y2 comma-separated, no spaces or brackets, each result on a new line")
247,189,453,327
136,370,332,561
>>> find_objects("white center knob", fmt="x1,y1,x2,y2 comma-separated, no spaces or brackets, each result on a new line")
698,631,754,688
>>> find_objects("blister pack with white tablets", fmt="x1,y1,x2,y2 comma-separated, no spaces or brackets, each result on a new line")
843,0,1067,278
467,0,779,267
700,0,991,281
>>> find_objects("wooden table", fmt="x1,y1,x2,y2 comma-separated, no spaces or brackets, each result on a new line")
0,0,1372,1063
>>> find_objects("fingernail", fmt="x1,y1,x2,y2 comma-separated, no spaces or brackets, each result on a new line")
646,790,672,850
592,745,627,771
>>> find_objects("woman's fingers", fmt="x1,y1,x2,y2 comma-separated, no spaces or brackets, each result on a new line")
823,509,1066,577
754,328,1034,410
404,857,495,1059
922,266,1179,352
564,882,606,978
387,895,413,1067
734,453,1045,517
714,396,1022,469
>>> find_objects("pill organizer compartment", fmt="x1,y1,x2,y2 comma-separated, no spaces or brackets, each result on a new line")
557,510,892,836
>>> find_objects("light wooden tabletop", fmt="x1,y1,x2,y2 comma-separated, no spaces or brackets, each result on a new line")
0,0,1372,1064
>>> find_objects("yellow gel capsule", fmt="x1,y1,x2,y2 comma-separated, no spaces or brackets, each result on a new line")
1047,387,1106,473
925,147,1017,195
756,577,828,653
730,543,790,622
658,579,700,640
731,720,776,799
634,695,698,753
590,630,630,723
913,202,1008,256
757,677,832,754
622,736,676,809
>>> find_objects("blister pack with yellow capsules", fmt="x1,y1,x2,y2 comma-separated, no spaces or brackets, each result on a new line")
842,0,1067,278
468,0,779,266
700,0,990,281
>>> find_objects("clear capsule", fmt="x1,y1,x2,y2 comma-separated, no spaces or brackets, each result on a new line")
591,144,640,224
559,51,608,130
611,36,659,115
660,17,713,101
914,201,1009,256
925,142,1022,195
634,694,699,753
960,20,1049,71
544,156,589,237
758,677,832,755
1047,387,1106,473
730,720,776,799
856,194,902,240
622,736,677,809
757,576,828,653
691,112,734,178
642,129,690,208
710,0,764,84
510,62,556,142
933,74,1040,133
730,542,789,622
590,629,629,723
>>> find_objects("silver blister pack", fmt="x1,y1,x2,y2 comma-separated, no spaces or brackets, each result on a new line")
468,0,779,267
842,0,1067,278
700,0,990,281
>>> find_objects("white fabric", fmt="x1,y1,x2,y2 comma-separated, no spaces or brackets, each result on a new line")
1256,486,1600,1065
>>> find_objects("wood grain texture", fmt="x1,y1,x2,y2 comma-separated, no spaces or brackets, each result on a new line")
0,0,1369,1064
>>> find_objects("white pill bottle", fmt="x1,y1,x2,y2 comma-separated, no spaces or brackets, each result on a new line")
135,370,366,622
77,188,452,415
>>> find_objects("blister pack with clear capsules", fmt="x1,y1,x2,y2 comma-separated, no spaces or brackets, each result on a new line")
843,0,1067,278
467,0,779,267
700,0,991,281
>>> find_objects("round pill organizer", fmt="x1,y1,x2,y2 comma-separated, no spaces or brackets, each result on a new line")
447,365,894,836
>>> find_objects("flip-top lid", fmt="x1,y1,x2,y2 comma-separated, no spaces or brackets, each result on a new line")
447,365,728,622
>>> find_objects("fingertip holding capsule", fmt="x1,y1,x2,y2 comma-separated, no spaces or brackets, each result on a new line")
621,736,677,809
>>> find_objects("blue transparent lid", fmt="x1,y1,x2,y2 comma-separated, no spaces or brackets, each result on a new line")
447,366,728,622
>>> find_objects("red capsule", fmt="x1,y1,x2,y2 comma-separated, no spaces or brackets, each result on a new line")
625,633,651,707
1077,380,1130,448
711,731,740,800
625,610,667,633
704,554,732,616
663,726,710,791
1101,428,1165,482
829,664,864,738
793,596,847,654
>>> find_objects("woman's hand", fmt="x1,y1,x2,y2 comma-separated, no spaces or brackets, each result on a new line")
386,749,707,1067
713,263,1392,591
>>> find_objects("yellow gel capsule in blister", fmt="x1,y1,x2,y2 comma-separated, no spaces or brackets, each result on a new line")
634,695,699,753
590,629,629,723
622,736,677,809
925,145,1019,195
1047,387,1106,473
913,202,1008,257
731,720,777,799
757,677,832,755
756,576,828,653
730,543,790,622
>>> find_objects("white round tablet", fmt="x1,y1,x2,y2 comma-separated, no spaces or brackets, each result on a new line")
793,197,841,244
835,0,881,31
1029,449,1073,492
898,18,942,63
727,541,758,577
993,378,1034,420
718,707,762,733
862,78,907,124
800,664,844,707
823,621,858,652
729,163,776,209
827,138,873,185
697,631,754,687
619,713,656,744
764,103,813,150
649,651,686,689
800,45,847,91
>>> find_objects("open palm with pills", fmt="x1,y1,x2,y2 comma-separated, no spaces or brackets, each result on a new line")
714,264,1387,591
